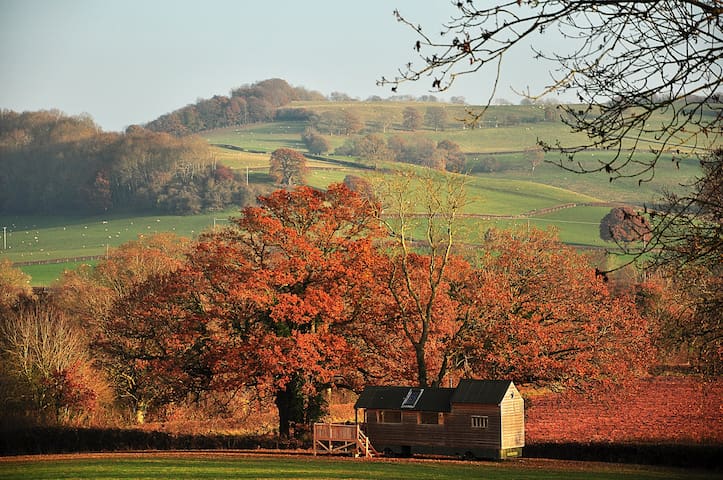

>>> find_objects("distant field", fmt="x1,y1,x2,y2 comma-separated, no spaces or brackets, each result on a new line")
18,261,97,286
0,211,240,285
0,453,709,480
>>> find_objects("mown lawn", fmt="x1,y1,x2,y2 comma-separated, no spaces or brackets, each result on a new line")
0,454,710,480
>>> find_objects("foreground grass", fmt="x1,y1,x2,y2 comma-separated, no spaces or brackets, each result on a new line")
0,454,709,480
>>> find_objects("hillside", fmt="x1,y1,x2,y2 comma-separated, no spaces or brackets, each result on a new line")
1,97,702,285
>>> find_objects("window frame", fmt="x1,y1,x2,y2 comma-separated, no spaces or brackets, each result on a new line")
378,410,402,424
470,415,489,429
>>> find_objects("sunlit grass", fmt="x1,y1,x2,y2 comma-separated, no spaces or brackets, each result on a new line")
0,455,708,480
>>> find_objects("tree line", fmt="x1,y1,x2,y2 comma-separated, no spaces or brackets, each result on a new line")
0,110,252,215
144,78,326,136
3,174,714,436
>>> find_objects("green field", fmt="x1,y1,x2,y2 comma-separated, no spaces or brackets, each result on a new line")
0,211,239,285
0,454,709,480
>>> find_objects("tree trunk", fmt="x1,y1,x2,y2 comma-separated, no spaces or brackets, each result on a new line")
274,375,327,438
274,376,305,438
415,343,428,388
135,401,147,424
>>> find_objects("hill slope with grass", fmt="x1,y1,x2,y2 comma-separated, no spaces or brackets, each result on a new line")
2,101,701,285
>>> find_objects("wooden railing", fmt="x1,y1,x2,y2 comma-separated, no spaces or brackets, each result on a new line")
313,423,377,458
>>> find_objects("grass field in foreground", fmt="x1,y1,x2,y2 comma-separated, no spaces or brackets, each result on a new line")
0,454,709,480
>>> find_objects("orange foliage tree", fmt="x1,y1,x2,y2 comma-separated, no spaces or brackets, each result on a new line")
357,225,655,392
457,228,655,390
176,184,382,436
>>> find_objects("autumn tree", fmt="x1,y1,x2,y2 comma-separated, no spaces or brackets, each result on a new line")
437,139,466,173
640,150,723,374
380,2,721,375
599,206,653,243
92,274,213,424
455,228,654,390
180,184,383,436
368,169,469,387
269,148,307,186
0,305,97,424
54,233,190,330
53,233,191,421
341,110,364,136
343,175,375,203
402,107,423,131
0,259,32,313
301,127,330,155
425,106,448,131
356,133,393,169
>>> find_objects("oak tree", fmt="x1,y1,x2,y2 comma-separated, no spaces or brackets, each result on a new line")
183,184,382,436
269,148,307,186
93,273,213,424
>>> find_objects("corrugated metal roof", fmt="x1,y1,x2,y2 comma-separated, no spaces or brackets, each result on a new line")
450,379,513,404
354,379,515,411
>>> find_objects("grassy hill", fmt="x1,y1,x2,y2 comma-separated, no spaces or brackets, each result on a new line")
3,101,702,285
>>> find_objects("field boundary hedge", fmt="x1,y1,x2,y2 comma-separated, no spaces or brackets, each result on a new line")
1,427,720,470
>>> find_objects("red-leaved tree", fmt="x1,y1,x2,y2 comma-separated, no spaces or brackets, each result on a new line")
180,184,382,436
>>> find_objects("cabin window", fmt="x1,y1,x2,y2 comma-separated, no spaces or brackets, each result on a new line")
471,415,488,429
419,411,440,425
378,410,401,424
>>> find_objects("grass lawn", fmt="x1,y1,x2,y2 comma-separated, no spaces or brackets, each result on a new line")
0,454,710,480
17,261,97,286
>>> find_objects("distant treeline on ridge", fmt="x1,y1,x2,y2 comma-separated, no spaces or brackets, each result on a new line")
144,78,327,135
0,110,252,215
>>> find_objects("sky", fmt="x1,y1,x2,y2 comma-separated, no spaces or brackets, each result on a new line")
1,0,564,132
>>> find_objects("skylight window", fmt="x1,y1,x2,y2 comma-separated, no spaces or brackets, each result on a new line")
401,388,424,408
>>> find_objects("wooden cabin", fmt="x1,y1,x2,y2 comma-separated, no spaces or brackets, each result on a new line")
353,379,524,459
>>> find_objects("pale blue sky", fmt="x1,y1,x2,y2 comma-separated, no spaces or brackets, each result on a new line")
1,0,562,132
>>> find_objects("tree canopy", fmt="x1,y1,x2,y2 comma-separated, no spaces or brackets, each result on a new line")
382,1,721,181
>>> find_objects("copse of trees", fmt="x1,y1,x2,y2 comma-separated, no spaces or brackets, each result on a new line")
145,78,326,136
335,134,465,172
0,111,250,215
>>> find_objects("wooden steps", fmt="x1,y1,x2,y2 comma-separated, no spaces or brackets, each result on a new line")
313,423,378,458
